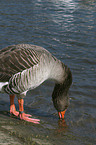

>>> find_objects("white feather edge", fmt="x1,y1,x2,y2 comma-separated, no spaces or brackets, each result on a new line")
0,82,8,93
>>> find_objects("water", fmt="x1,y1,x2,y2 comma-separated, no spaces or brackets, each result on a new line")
0,0,96,144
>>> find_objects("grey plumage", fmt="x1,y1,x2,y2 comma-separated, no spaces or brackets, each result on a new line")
0,44,40,82
0,44,64,95
0,44,72,112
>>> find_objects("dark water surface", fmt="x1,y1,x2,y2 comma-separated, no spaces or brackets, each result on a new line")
0,0,96,144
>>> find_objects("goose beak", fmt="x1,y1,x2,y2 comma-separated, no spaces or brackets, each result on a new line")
58,110,66,119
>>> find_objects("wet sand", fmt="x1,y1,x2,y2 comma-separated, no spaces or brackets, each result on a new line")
0,114,22,145
0,130,21,145
0,113,51,145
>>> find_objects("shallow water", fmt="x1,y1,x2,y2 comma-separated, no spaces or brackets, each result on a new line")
0,0,96,144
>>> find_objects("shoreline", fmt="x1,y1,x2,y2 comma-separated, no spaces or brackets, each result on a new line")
0,114,23,145
0,113,51,145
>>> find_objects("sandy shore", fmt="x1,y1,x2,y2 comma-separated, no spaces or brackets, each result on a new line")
0,94,52,145
0,112,51,145
0,114,23,145
0,130,21,145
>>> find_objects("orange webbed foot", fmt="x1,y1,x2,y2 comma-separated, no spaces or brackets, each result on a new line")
19,112,40,124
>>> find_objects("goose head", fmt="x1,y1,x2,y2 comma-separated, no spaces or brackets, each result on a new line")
52,65,72,119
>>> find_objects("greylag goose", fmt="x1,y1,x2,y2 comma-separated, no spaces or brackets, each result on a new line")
0,44,72,124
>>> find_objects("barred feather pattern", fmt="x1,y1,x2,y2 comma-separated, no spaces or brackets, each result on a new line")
0,44,41,82
4,54,53,95
5,70,30,94
0,44,65,96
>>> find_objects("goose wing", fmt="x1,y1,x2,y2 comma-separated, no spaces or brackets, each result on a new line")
0,45,40,82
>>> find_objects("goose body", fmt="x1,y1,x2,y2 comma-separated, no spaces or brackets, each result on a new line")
0,44,72,123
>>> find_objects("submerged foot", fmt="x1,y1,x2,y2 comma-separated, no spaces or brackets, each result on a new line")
10,104,40,124
10,110,32,117
19,113,40,124
10,110,40,124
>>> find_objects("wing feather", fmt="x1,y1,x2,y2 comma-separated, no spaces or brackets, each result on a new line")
0,45,40,82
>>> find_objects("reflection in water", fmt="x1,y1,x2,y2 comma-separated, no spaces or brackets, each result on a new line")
50,0,78,32
52,0,77,11
54,119,68,137
58,119,68,129
80,0,95,7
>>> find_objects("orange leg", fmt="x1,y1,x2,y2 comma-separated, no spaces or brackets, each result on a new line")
10,95,19,116
18,98,40,124
10,95,40,123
